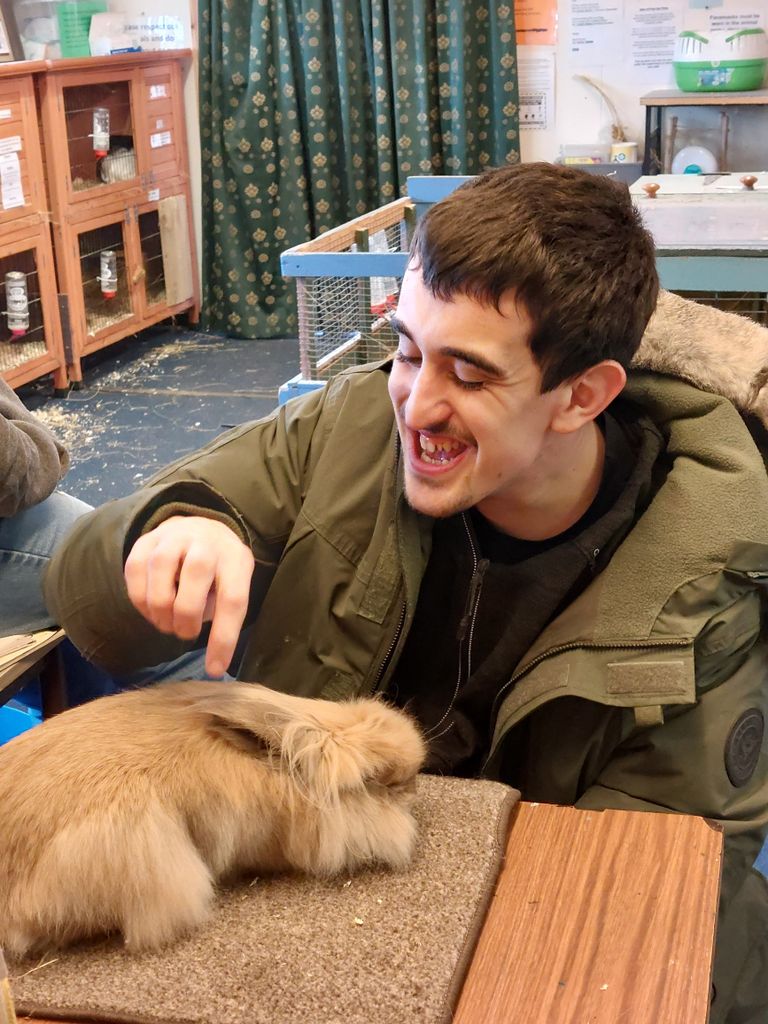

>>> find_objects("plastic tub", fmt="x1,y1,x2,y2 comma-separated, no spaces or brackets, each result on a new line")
559,144,611,165
0,701,41,745
673,28,768,92
630,174,768,246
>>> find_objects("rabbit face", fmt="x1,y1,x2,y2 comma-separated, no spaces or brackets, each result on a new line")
0,681,426,955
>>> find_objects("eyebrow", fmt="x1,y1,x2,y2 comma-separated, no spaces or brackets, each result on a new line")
389,315,507,379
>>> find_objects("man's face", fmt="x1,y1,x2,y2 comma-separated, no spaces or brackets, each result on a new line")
388,267,569,529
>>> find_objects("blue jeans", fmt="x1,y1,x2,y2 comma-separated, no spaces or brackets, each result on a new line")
63,644,220,706
0,490,92,637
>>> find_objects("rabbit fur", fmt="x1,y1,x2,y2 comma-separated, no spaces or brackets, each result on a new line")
0,680,426,955
96,145,137,183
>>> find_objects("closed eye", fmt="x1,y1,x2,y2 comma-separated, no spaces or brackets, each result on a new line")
452,372,486,391
395,350,420,367
395,349,488,391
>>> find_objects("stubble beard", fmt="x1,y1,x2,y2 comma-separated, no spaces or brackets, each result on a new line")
402,467,475,520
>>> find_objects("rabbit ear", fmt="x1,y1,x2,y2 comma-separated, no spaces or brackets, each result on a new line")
193,685,372,803
195,685,300,758
205,718,275,759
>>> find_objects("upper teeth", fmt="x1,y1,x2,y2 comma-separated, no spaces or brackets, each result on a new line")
419,435,461,453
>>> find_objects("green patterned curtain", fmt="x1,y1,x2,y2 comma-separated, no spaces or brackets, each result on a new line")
199,0,520,337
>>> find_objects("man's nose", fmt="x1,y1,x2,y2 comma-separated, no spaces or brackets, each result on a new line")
404,365,451,431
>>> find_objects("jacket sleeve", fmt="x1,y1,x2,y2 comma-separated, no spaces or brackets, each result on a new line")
0,378,68,517
43,380,337,673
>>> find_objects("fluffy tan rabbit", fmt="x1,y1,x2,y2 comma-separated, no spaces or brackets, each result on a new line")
0,680,426,955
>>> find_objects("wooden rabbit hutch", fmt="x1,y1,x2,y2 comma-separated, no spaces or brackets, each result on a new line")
36,50,199,383
0,61,67,392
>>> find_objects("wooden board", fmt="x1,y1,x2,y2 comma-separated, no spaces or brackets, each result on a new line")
454,802,722,1024
158,193,193,306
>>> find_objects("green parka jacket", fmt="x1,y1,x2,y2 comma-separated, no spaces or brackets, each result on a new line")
45,363,768,1023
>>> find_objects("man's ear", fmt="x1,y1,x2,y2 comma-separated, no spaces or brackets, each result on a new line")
550,360,627,434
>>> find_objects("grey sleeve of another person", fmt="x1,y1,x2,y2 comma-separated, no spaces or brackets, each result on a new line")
0,378,69,518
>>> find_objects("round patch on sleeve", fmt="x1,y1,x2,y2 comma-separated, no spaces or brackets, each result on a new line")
725,709,764,788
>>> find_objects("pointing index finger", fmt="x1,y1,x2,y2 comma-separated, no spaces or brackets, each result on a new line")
204,550,254,677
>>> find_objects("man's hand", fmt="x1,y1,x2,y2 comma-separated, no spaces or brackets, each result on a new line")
124,516,255,677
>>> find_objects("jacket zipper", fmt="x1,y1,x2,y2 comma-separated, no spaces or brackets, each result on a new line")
459,513,489,673
372,436,407,694
428,514,489,739
372,600,406,693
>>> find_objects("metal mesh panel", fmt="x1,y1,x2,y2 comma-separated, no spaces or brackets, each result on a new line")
64,83,136,192
78,223,133,337
672,290,768,325
0,248,47,373
297,222,406,381
139,210,167,307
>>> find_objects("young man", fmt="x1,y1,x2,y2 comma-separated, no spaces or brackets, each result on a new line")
46,164,768,1022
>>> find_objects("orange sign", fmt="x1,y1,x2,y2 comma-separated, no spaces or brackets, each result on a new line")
515,0,558,45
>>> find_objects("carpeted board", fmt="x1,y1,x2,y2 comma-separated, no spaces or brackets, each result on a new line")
10,775,519,1024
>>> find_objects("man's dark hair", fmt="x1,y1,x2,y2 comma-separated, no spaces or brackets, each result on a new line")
409,163,659,392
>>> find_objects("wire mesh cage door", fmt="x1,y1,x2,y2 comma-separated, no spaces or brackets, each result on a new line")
295,220,407,382
0,247,48,374
78,220,135,340
297,276,399,381
138,209,167,309
63,80,138,196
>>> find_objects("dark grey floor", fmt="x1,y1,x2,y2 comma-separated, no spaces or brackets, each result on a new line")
21,326,299,506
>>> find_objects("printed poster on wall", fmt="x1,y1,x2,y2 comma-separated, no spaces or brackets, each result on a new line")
569,0,623,64
706,7,764,30
515,0,558,46
566,0,764,75
626,0,683,76
518,49,556,130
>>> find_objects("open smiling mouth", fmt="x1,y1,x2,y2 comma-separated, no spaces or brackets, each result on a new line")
418,432,467,466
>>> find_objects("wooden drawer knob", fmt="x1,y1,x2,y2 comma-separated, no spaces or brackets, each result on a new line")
642,182,661,199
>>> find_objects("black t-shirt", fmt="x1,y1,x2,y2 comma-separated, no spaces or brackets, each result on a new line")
469,409,636,564
389,406,663,776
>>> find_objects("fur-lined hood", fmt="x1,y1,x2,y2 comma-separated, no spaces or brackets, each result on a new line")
635,290,768,426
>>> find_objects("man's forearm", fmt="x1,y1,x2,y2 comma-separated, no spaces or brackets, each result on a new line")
43,484,231,672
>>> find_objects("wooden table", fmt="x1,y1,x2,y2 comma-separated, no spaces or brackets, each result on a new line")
26,801,723,1024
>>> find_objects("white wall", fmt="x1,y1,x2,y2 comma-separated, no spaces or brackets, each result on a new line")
520,45,663,163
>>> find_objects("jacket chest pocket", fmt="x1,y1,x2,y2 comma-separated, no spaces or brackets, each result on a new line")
695,590,762,693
